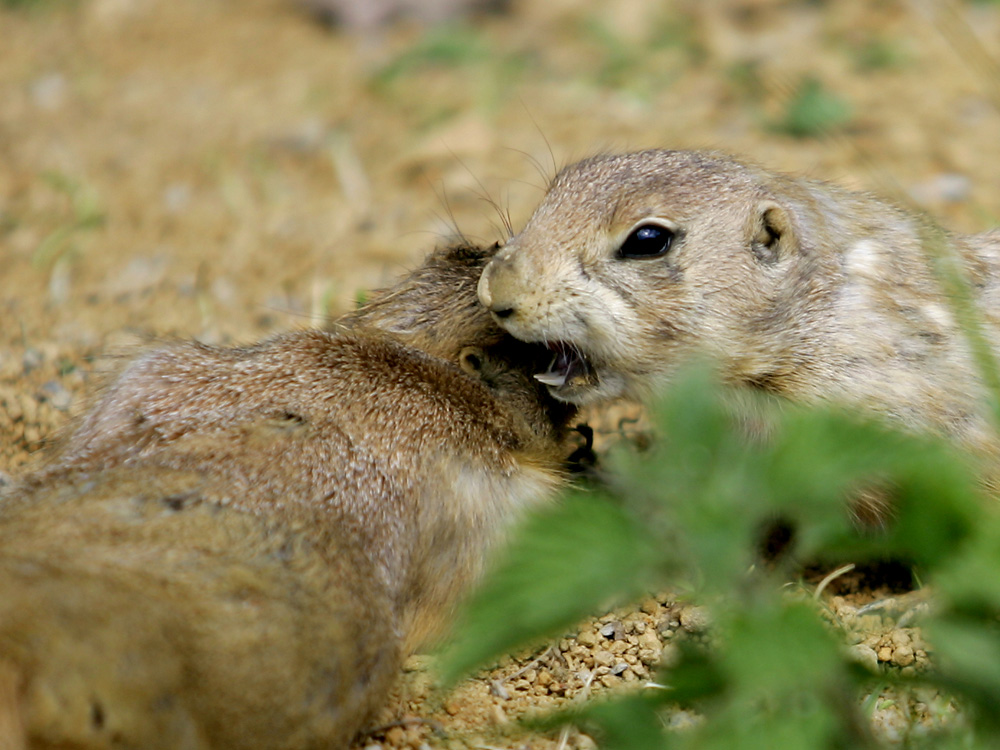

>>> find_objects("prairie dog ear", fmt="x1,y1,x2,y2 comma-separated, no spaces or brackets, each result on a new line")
750,201,797,265
459,346,485,375
459,345,508,387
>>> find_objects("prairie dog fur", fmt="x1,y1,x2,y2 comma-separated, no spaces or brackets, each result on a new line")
0,243,576,750
479,149,1000,457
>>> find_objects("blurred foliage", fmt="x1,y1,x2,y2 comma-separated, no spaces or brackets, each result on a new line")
368,9,705,111
367,23,531,122
579,11,704,96
33,171,105,269
773,76,852,138
726,60,767,102
444,362,1000,748
372,24,491,86
851,36,911,72
0,0,74,9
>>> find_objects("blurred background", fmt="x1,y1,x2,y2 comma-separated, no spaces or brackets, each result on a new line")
2,0,999,345
1,0,998,455
3,0,999,349
0,0,995,420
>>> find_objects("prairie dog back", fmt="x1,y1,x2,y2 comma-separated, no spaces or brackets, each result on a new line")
0,243,577,749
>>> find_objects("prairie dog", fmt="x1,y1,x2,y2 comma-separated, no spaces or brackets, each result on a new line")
478,150,1000,457
0,244,577,750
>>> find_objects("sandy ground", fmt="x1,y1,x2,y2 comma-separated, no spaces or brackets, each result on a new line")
2,0,999,746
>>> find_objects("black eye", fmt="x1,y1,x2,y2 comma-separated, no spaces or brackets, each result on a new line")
618,224,675,259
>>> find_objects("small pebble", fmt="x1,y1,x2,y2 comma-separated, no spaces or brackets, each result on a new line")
891,630,911,647
640,598,660,615
610,640,629,655
593,650,615,668
489,680,510,700
490,703,508,725
871,696,909,744
385,727,405,744
22,349,44,373
39,381,73,411
891,646,915,667
638,631,660,650
600,621,624,640
638,648,659,665
30,73,67,110
679,606,710,633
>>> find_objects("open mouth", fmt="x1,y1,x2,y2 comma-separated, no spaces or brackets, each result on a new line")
534,341,594,389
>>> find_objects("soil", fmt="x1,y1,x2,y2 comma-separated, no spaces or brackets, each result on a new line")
1,0,998,747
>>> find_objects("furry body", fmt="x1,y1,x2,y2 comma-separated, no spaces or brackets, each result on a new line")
479,150,1000,458
0,244,575,749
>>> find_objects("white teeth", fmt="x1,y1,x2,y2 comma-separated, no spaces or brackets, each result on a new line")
534,371,568,387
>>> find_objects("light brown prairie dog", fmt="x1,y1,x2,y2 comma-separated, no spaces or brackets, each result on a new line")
479,149,1000,457
0,243,577,750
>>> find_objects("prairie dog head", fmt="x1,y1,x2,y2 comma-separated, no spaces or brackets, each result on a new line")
478,150,825,405
342,242,578,449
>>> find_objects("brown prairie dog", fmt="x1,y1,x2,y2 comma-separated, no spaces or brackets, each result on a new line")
478,149,1000,458
0,243,577,750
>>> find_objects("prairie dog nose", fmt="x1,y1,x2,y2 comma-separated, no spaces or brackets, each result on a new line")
478,257,519,320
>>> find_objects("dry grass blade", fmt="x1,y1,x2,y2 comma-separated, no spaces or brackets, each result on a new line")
919,0,1000,114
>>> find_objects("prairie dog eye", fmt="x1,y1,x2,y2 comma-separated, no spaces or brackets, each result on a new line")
617,223,675,259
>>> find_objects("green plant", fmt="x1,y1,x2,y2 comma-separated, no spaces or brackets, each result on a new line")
574,11,703,99
0,0,76,10
773,76,852,138
852,37,910,72
33,171,105,268
370,25,492,90
444,361,1000,748
367,23,531,120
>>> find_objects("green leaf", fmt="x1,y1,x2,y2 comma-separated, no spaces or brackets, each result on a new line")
699,695,843,750
443,358,995,747
724,600,842,694
925,617,1000,730
440,492,657,683
935,514,1000,609
563,694,675,750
